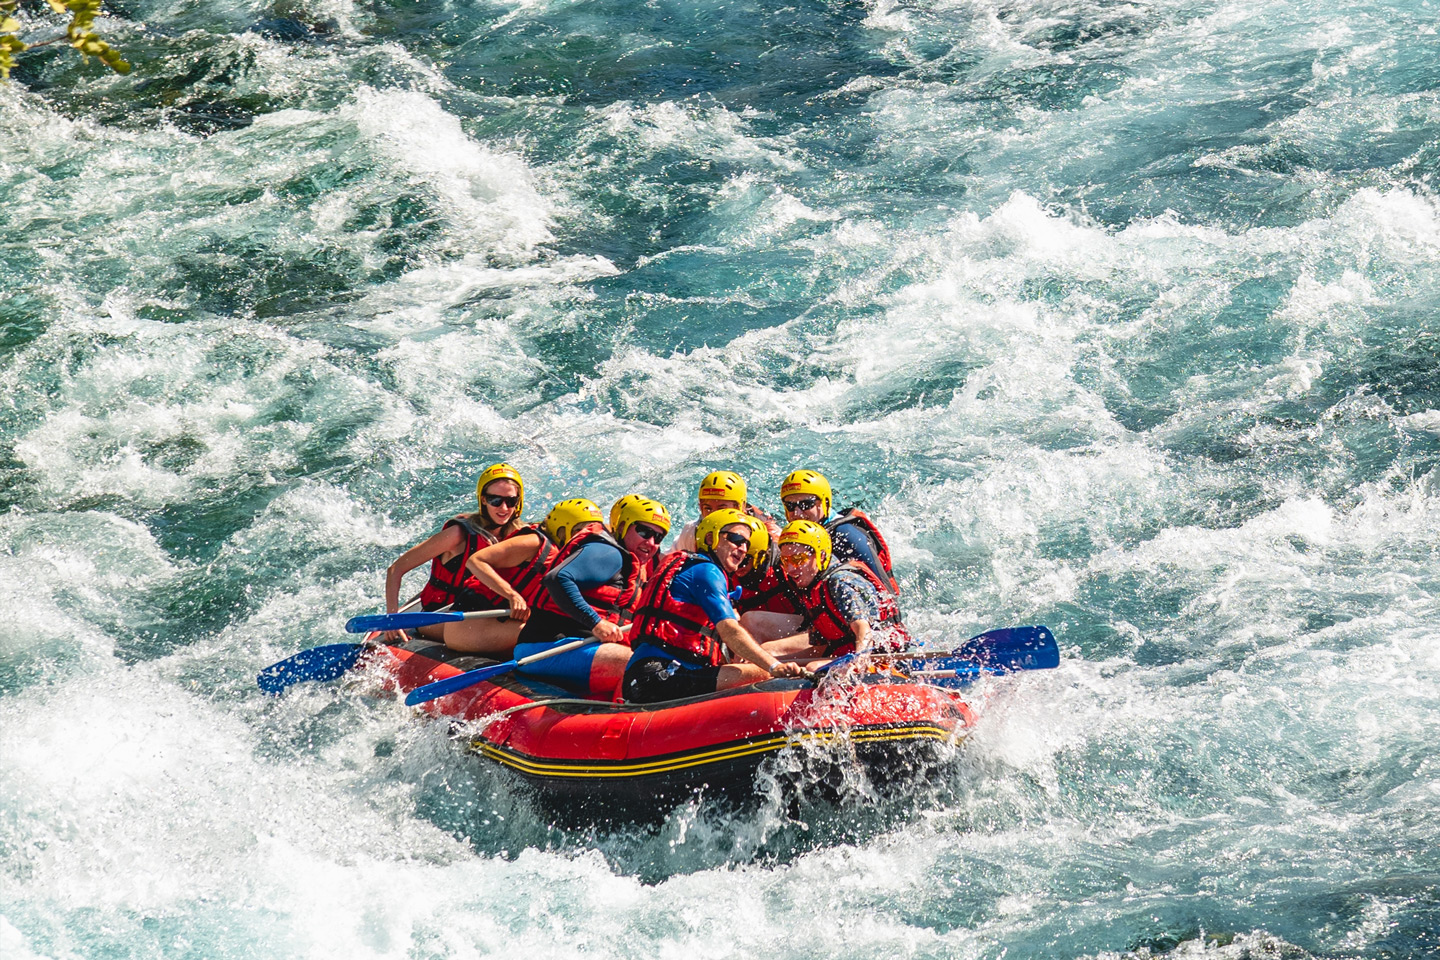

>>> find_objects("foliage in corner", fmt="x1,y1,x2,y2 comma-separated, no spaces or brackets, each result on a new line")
1,0,131,80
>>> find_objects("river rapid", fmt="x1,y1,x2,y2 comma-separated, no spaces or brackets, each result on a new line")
2,0,1439,957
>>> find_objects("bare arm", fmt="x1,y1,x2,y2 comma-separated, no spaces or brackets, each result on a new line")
717,620,803,677
465,534,543,619
385,523,466,612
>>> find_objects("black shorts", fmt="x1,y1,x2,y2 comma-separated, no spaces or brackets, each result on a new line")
516,609,593,647
622,656,722,704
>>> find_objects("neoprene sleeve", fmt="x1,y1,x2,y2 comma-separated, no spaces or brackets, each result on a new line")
544,541,624,626
830,522,885,582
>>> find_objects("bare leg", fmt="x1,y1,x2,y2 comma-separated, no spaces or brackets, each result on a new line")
587,643,633,697
740,611,805,642
440,617,524,657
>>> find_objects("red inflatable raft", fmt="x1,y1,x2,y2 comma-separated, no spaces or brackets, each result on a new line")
370,638,977,816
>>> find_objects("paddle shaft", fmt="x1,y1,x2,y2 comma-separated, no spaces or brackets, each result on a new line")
256,594,427,694
346,607,511,633
364,594,429,639
404,625,630,707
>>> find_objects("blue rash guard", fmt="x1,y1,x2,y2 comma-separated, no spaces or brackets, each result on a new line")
514,541,626,693
829,519,886,584
544,540,624,628
628,560,738,665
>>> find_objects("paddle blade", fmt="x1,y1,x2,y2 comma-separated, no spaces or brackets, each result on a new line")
257,643,363,694
953,625,1059,671
403,660,516,707
896,625,1060,687
345,611,462,633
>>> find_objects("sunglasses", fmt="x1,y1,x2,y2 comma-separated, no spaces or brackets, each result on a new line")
631,524,667,543
779,550,814,567
783,497,820,513
483,494,519,508
720,531,751,547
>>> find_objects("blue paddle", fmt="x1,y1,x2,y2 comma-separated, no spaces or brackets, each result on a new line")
891,625,1058,687
403,636,601,706
257,596,472,695
257,643,367,694
345,608,511,633
807,625,1059,686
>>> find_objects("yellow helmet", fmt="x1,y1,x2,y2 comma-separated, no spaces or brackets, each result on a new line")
476,463,524,516
739,517,771,577
695,508,759,558
780,469,831,517
698,470,747,507
778,519,832,571
541,498,603,546
610,495,672,541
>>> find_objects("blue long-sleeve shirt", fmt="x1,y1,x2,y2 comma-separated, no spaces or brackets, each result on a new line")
829,519,885,583
542,541,624,627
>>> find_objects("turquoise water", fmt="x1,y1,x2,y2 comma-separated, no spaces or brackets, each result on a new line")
3,0,1439,955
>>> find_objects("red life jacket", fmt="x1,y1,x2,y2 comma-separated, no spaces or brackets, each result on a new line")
733,545,804,616
630,551,727,667
467,525,557,607
419,515,499,610
801,561,909,657
535,530,641,626
827,507,899,594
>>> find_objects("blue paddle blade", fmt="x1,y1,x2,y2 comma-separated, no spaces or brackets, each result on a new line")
257,643,363,694
403,659,517,707
897,625,1060,688
345,610,463,633
952,625,1059,670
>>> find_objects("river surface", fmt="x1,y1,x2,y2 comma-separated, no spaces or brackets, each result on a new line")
3,0,1439,957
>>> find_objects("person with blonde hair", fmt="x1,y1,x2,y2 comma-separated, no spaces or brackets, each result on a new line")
383,463,526,641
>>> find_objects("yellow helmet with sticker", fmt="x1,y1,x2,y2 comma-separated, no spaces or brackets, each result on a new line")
778,519,832,571
698,470,747,507
475,463,524,516
695,508,758,559
779,469,831,518
541,498,603,546
610,495,672,542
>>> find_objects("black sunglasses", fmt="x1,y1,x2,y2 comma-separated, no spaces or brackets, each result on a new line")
483,494,519,508
783,497,820,512
720,530,750,547
631,524,667,543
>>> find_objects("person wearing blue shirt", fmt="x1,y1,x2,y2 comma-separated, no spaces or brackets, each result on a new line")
623,509,803,703
513,497,669,696
778,469,899,593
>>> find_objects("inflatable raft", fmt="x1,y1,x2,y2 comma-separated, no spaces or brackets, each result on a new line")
369,638,977,817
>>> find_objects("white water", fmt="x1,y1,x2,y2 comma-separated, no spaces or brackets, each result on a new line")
3,0,1440,955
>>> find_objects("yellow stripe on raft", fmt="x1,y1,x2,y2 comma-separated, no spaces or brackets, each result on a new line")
469,724,962,780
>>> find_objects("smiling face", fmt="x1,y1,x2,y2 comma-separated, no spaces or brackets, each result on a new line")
480,478,521,526
712,523,752,574
781,495,824,524
779,542,820,588
622,521,667,565
698,498,742,518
